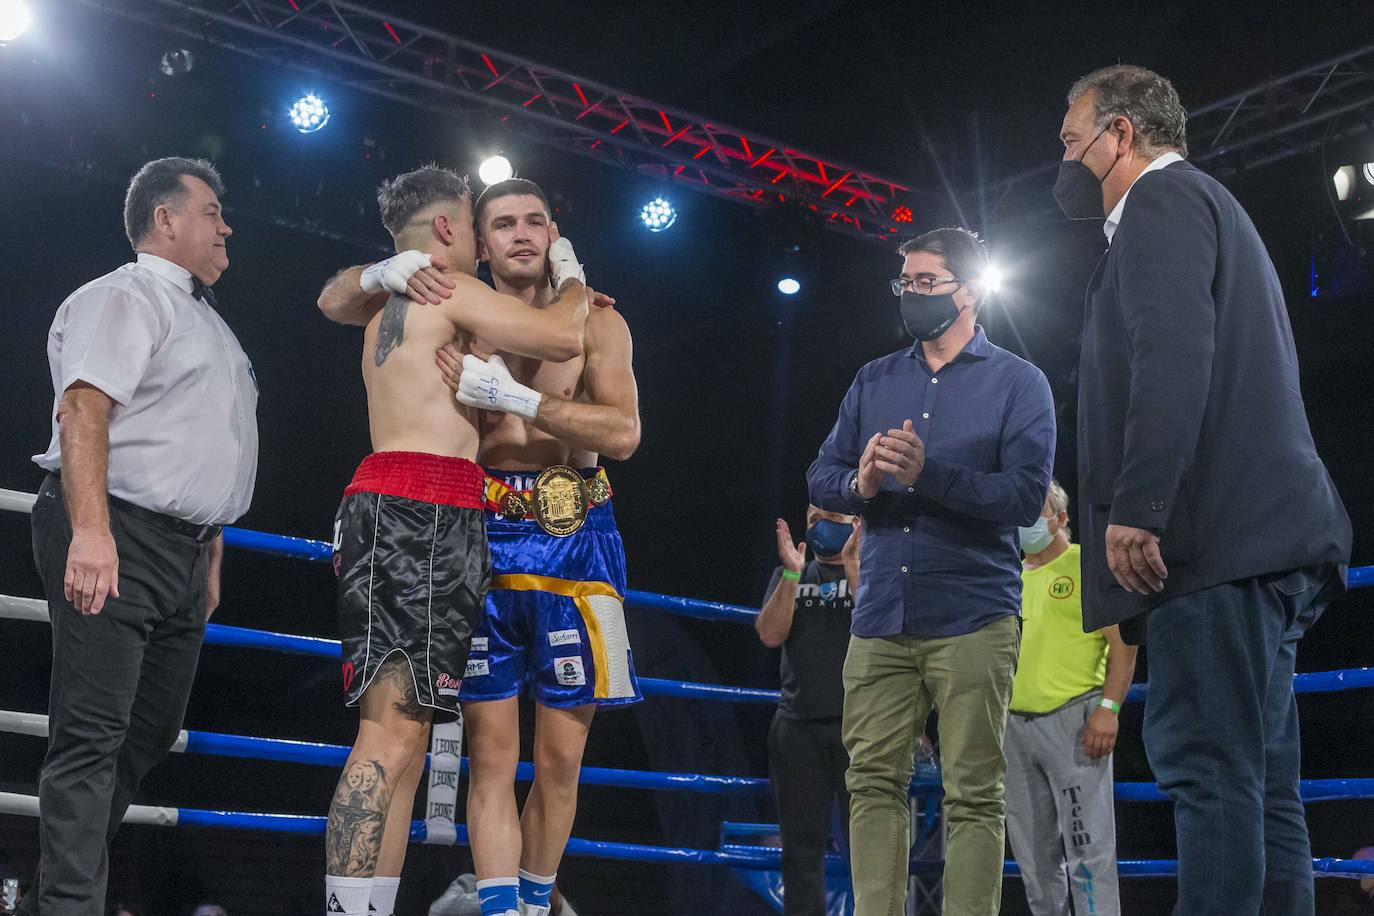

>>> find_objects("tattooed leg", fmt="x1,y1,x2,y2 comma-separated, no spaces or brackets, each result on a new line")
325,759,391,876
327,653,433,878
377,654,430,723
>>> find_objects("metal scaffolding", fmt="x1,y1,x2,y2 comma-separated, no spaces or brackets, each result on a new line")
73,0,922,244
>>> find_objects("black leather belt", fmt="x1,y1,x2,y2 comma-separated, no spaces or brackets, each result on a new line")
46,473,222,543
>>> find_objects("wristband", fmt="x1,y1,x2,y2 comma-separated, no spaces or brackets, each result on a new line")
780,569,801,582
1099,697,1121,715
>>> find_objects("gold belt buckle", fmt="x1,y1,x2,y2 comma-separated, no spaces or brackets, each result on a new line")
532,465,589,537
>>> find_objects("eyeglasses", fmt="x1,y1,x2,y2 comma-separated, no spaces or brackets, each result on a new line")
890,275,962,297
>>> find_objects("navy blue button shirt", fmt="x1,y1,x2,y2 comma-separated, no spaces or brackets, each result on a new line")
806,327,1056,638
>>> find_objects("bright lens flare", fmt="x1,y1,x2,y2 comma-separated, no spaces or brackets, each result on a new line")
0,0,33,42
479,155,514,185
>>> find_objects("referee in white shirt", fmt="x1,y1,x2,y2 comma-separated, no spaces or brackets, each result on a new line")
22,157,258,916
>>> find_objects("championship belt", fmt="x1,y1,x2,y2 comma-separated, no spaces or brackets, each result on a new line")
484,467,613,537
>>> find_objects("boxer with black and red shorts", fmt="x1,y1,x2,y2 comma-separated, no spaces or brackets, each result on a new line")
334,451,489,716
315,164,595,916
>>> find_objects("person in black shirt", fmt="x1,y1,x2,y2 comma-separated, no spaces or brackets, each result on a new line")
756,505,859,916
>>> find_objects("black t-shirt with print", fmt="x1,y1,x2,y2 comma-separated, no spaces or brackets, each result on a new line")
763,559,854,720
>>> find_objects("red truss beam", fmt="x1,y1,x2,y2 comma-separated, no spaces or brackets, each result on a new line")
75,0,922,245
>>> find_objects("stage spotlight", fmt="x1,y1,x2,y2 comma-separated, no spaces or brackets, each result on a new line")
0,0,32,42
1333,165,1355,202
289,94,330,133
640,197,676,232
1364,163,1374,186
777,278,801,295
159,49,194,77
983,264,1004,295
478,155,513,185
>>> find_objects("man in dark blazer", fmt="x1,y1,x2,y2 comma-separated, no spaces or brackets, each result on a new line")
1054,65,1351,915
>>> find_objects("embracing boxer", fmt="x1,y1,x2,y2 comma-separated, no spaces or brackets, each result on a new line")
442,178,642,916
319,176,640,916
315,165,593,916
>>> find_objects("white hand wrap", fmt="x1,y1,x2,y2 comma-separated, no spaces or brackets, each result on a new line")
547,237,586,289
360,249,431,295
456,354,542,421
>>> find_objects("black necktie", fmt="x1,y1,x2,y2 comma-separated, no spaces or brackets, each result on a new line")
191,276,218,309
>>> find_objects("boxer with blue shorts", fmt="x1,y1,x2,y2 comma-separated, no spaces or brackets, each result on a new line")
460,467,641,709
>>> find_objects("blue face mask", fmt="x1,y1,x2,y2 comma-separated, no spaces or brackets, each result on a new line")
1018,516,1054,554
806,519,852,559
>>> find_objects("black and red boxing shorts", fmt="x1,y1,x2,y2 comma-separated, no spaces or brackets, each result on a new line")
332,451,491,715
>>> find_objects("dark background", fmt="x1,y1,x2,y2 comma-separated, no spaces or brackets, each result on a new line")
2,1,1373,913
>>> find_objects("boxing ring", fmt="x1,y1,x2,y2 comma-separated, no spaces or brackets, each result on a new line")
2,485,1373,914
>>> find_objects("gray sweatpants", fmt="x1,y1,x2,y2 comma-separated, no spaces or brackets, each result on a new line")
1004,692,1121,916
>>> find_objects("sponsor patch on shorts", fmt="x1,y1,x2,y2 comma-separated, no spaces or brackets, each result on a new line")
548,628,581,647
435,672,461,695
553,656,586,686
464,658,489,679
471,636,489,653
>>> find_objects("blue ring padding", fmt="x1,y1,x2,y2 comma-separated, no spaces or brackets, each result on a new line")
181,730,769,795
221,527,333,563
219,523,1373,627
637,677,779,704
198,624,1374,708
623,589,758,624
170,731,1374,803
159,810,1374,877
1125,666,1374,703
200,624,782,703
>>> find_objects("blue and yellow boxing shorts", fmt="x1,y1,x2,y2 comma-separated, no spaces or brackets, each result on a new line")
459,467,642,708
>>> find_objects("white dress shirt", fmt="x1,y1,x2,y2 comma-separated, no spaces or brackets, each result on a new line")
34,253,259,525
1104,151,1185,244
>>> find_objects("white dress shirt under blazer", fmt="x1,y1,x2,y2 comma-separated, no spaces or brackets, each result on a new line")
34,253,259,525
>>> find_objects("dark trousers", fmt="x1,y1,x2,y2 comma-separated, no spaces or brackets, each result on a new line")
29,476,209,916
1143,565,1337,916
769,714,851,916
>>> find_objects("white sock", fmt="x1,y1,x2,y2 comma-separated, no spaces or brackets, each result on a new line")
370,876,401,916
325,875,372,916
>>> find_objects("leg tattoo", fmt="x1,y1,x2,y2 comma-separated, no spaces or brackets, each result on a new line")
379,655,430,723
325,759,391,876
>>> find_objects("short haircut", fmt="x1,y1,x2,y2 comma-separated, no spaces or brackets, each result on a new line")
897,227,991,304
1068,64,1188,157
123,157,224,249
1048,478,1072,540
473,178,551,230
376,164,471,237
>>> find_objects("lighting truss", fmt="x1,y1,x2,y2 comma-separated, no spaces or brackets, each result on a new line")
73,0,921,244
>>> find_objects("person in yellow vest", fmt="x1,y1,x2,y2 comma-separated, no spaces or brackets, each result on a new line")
1004,480,1138,915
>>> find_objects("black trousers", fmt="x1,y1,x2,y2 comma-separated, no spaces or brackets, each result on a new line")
29,476,209,916
768,713,850,916
1142,565,1337,916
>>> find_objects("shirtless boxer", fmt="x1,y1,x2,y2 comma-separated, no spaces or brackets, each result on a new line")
317,165,592,916
319,178,640,916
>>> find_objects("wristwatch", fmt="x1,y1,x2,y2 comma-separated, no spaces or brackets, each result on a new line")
849,470,870,502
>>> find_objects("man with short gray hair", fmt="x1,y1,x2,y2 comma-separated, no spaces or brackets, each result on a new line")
1055,65,1351,914
24,156,257,916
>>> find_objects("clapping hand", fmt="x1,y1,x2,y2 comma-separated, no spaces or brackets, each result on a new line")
775,519,806,573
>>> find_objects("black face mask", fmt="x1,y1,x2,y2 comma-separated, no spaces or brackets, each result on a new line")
900,289,962,341
1052,127,1120,220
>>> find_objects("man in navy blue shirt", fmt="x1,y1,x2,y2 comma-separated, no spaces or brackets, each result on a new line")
808,227,1055,916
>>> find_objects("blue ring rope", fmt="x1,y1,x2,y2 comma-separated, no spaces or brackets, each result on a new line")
100,806,1374,878
217,525,1373,624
